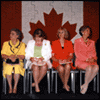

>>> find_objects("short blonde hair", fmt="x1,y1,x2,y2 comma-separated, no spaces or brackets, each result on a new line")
57,27,69,39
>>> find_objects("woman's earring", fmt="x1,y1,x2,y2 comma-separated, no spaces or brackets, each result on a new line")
82,33,84,35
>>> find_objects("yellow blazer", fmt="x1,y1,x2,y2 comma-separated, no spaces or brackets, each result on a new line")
1,40,26,78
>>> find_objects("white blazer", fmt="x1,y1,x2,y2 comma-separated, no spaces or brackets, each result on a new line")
25,39,52,69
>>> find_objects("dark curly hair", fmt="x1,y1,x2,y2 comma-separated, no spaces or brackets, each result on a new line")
79,26,92,37
10,28,22,41
33,28,46,39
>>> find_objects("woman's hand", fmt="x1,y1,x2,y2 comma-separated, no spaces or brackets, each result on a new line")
2,54,16,62
59,59,67,64
37,59,42,65
59,59,62,64
39,57,44,62
17,55,25,60
30,57,35,63
88,58,96,63
86,57,96,63
63,59,69,63
52,53,59,63
36,58,46,66
8,55,16,62
59,59,69,64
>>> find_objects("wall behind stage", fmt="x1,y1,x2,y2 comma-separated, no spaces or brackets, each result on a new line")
84,1,99,42
1,1,21,48
22,1,83,44
1,1,99,48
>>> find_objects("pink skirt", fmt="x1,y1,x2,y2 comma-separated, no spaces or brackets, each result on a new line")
75,59,98,70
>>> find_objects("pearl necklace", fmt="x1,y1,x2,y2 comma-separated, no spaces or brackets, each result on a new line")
84,39,88,42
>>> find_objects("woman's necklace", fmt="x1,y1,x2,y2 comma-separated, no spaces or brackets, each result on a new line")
60,39,65,47
84,39,88,43
83,37,88,43
83,38,89,45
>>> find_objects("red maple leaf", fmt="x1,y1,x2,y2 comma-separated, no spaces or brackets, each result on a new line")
29,8,77,42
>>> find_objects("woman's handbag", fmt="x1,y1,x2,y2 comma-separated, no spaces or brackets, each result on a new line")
6,58,19,64
6,41,22,64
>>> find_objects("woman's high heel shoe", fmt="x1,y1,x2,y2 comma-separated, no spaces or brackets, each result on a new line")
9,88,12,94
13,88,17,94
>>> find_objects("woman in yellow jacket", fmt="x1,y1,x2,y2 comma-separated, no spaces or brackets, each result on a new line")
1,28,26,94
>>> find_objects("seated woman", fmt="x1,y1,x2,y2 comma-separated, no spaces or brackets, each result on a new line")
51,27,74,91
74,25,99,94
1,28,26,94
25,28,52,92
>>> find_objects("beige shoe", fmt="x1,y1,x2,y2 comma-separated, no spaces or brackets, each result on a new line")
9,88,12,94
13,88,17,94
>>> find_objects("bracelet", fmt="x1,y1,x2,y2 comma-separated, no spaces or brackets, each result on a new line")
42,57,44,60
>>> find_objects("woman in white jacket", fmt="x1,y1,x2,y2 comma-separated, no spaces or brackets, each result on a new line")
25,29,52,92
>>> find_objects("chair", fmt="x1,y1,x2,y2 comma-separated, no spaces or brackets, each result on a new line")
23,59,27,94
51,55,79,94
25,61,51,94
51,68,58,94
2,59,26,94
51,68,79,94
70,69,79,93
80,70,99,93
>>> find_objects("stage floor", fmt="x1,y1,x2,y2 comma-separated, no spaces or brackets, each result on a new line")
1,72,99,99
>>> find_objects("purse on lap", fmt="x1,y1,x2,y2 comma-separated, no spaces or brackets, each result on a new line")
6,41,22,64
6,58,19,64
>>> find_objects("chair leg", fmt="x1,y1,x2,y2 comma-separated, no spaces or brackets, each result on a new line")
3,77,4,93
23,70,26,94
47,71,50,94
30,72,32,94
2,71,6,94
27,71,29,92
80,71,82,92
97,72,99,93
51,70,54,92
55,72,57,94
93,76,96,91
71,72,75,93
4,78,6,94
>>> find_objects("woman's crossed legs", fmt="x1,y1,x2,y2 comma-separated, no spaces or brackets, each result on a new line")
80,65,99,94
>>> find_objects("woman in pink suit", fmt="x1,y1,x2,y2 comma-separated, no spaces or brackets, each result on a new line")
74,26,99,94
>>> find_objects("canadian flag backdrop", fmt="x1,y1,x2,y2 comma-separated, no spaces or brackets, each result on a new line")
1,1,99,48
